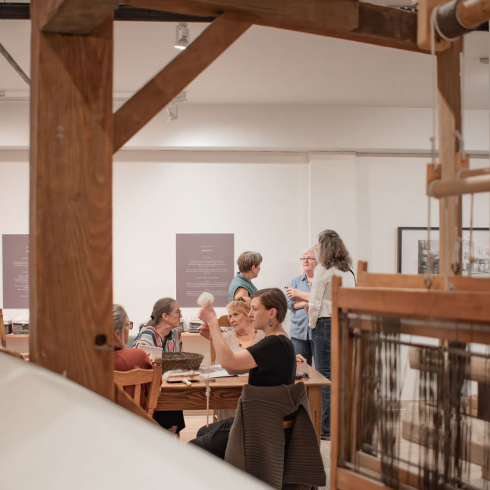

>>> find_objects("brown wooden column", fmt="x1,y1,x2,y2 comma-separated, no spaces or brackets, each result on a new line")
29,1,114,399
437,38,463,275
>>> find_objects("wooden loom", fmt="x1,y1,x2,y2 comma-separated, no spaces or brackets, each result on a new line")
23,0,490,442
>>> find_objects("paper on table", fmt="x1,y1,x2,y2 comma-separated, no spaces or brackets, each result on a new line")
202,369,248,378
136,344,162,361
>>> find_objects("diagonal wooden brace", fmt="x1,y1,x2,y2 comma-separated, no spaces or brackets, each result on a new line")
113,12,254,152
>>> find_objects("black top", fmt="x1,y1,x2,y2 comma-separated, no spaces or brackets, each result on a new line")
247,335,296,387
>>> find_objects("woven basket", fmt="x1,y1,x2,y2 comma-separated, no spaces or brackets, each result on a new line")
161,352,204,373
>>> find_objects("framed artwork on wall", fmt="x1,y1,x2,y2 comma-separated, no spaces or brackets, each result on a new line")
397,227,490,276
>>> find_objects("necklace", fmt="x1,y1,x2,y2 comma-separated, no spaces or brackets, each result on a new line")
236,329,258,348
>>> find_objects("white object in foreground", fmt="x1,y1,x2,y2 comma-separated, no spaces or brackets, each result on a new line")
0,354,269,490
197,292,215,306
136,343,162,361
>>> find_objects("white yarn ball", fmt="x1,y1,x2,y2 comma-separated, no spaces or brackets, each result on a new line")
197,292,215,306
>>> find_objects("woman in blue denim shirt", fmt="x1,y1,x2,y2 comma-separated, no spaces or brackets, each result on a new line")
308,230,355,439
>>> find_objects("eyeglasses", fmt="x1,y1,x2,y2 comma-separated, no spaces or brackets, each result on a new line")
126,321,134,330
173,309,182,316
234,297,246,302
300,257,316,262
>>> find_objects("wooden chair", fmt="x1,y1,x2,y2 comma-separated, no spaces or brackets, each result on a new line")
114,358,162,416
0,308,7,348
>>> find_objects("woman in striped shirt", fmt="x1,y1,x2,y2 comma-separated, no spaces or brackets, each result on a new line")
132,297,185,434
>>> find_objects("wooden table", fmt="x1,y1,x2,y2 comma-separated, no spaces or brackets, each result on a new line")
157,363,330,441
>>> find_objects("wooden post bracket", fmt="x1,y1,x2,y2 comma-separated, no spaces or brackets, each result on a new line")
113,12,254,152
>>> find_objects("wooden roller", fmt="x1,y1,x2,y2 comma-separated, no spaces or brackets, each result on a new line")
408,346,490,384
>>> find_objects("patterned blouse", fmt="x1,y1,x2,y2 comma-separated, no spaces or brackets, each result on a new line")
132,326,182,352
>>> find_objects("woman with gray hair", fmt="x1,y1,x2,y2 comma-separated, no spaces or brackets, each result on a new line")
285,248,318,365
132,297,183,352
113,304,153,408
228,251,263,302
131,297,185,434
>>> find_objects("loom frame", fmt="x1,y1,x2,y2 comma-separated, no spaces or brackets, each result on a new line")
331,272,490,490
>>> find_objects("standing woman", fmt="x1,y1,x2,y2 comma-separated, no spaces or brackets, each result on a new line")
285,248,317,365
228,251,263,302
132,297,185,434
309,230,355,440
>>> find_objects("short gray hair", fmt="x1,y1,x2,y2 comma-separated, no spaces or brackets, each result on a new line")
113,304,128,336
237,251,263,272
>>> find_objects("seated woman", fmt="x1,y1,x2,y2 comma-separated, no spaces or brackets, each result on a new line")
132,297,185,434
113,304,153,408
203,297,266,356
191,288,296,458
201,297,265,420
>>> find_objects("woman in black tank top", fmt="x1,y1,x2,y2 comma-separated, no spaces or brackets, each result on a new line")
190,288,297,458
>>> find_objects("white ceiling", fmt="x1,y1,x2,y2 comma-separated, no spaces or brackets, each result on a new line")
0,14,488,108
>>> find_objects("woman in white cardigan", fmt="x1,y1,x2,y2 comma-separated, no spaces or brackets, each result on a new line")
308,229,355,439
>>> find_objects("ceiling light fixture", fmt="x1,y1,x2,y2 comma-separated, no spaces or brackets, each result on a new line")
166,104,178,121
175,23,190,50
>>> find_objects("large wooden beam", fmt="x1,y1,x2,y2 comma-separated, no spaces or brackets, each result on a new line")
113,12,253,152
39,0,120,35
437,39,463,276
30,2,114,399
122,0,359,31
123,0,424,53
337,287,490,325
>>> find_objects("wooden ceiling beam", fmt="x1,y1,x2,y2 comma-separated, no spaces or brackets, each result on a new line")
123,0,424,53
39,0,120,35
113,12,253,152
123,0,360,35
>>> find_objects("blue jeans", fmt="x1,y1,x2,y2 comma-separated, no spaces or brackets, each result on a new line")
311,317,331,436
291,337,314,366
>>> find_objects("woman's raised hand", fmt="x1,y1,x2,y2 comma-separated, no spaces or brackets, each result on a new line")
198,303,218,325
199,323,212,341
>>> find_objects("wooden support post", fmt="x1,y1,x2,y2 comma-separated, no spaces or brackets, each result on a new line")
331,275,343,489
437,38,463,276
30,2,114,399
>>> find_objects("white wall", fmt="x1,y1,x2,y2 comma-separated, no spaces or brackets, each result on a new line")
1,102,488,152
112,151,309,330
1,103,489,363
3,149,488,324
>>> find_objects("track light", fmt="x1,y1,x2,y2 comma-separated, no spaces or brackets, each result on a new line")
166,104,178,122
175,23,189,50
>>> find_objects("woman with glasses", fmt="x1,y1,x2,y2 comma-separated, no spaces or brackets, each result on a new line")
113,304,153,408
131,297,185,434
132,297,183,353
308,230,355,440
285,249,317,366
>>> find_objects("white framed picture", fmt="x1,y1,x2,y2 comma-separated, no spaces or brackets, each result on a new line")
397,227,490,276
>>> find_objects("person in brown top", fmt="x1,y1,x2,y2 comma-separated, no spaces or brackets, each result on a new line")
113,304,152,408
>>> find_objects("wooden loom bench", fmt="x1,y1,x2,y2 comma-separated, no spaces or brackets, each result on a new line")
156,362,330,441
